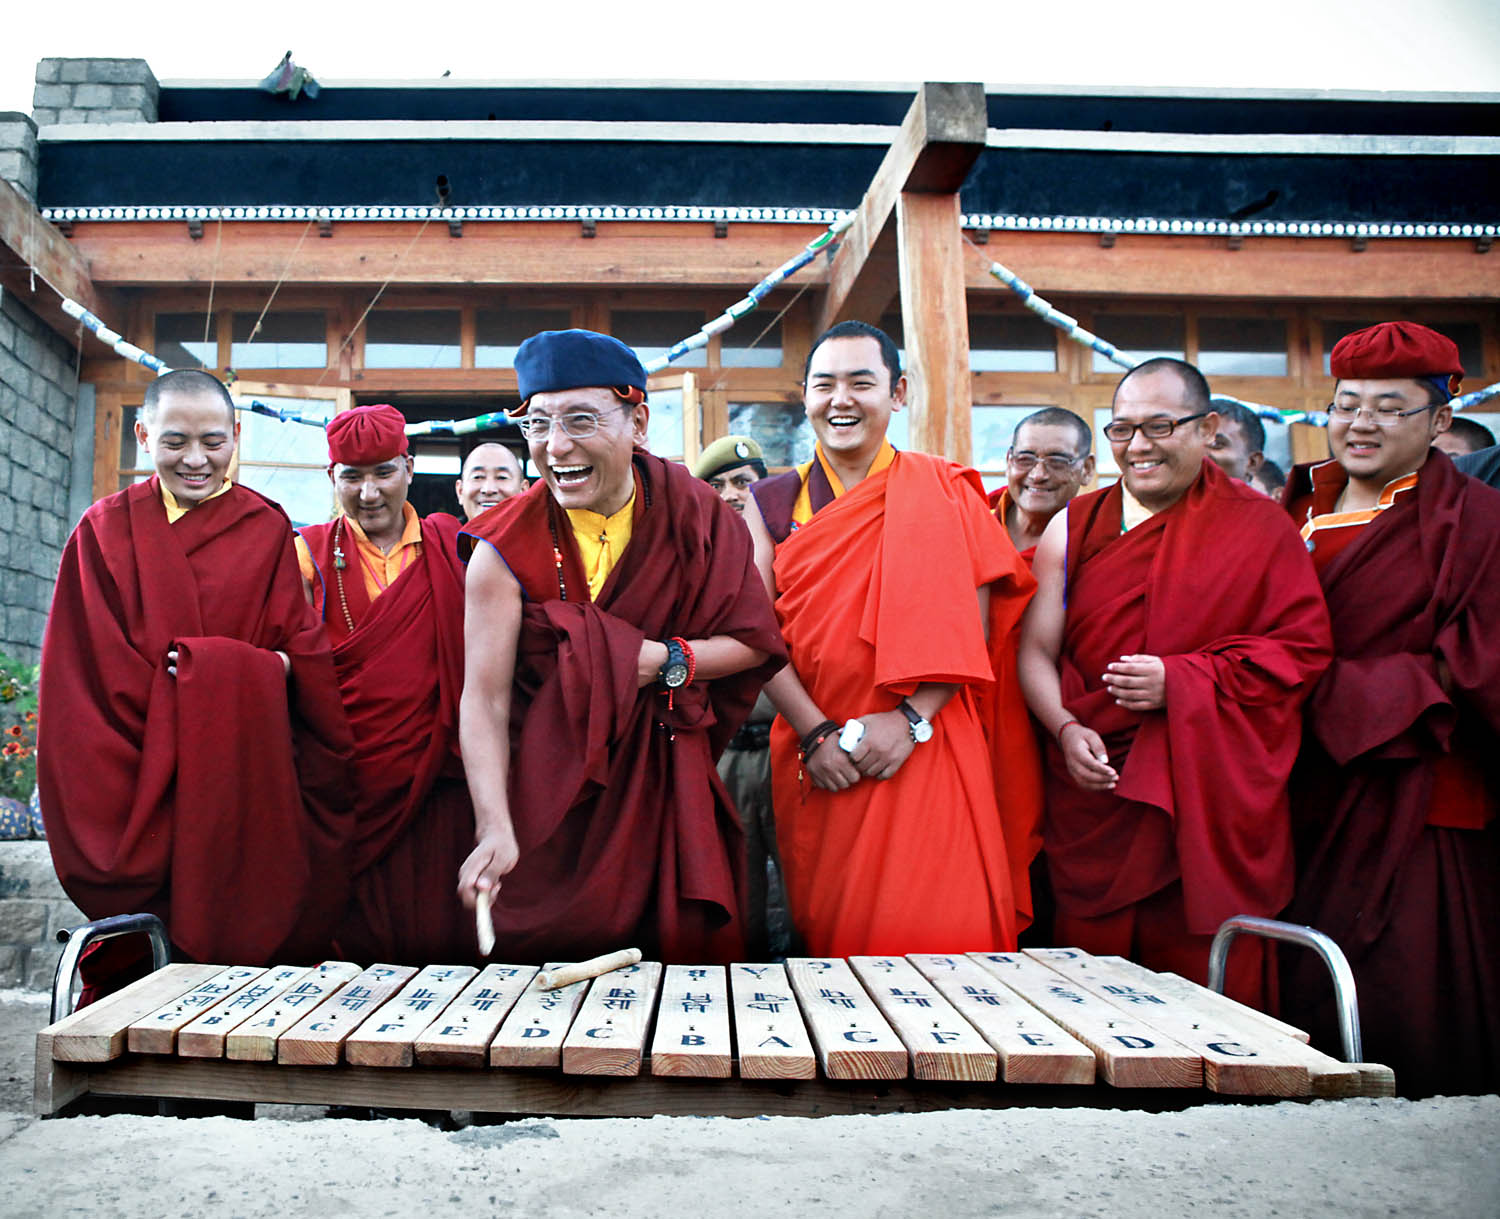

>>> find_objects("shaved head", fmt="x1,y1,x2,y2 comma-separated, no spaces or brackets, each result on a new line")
456,441,527,520
142,369,236,429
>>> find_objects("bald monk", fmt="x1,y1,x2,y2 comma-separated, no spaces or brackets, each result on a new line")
745,320,1037,957
992,407,1095,562
40,369,354,981
1283,322,1500,1097
458,329,785,962
455,441,527,520
1018,358,1332,1005
295,404,474,965
1434,415,1496,459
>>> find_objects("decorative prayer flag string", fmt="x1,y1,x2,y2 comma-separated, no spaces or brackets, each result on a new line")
59,297,170,376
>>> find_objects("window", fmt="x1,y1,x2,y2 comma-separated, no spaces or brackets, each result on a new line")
728,402,814,468
364,310,461,369
645,387,687,461
231,311,326,369
233,395,340,526
721,318,782,368
1322,319,1483,378
1198,318,1287,376
1092,314,1185,372
476,308,572,368
969,314,1057,372
154,313,216,370
610,310,707,369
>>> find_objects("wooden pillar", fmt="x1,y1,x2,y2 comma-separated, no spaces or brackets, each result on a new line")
898,192,971,463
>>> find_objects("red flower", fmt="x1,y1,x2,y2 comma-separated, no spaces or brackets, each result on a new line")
5,726,20,738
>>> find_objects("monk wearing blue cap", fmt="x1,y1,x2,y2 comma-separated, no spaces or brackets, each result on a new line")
457,329,786,962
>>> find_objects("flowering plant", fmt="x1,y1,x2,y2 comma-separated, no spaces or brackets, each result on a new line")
0,654,39,802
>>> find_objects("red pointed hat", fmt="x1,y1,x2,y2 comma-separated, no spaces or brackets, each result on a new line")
1331,322,1463,382
326,404,409,465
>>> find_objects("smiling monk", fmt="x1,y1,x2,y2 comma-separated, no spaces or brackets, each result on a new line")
1018,358,1332,1004
41,370,354,982
458,329,785,962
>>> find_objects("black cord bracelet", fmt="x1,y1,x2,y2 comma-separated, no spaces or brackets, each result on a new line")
799,719,839,761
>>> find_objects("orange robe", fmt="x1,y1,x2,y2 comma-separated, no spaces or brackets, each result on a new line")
765,450,1036,956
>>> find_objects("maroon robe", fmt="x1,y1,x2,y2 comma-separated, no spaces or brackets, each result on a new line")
1283,450,1500,1097
1049,461,1331,991
40,479,354,968
300,511,474,964
460,451,786,963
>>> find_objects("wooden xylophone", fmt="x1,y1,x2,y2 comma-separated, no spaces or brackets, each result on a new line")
34,948,1394,1118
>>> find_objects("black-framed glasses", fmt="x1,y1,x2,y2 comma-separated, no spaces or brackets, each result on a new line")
1326,401,1435,426
516,406,629,442
1102,411,1209,444
1007,451,1084,475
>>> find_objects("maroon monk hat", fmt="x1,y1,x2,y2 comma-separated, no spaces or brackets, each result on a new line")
326,404,410,466
1331,322,1464,396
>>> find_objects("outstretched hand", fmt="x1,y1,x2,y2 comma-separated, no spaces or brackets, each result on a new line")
458,826,521,910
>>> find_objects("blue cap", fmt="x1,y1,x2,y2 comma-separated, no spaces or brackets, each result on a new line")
513,329,648,410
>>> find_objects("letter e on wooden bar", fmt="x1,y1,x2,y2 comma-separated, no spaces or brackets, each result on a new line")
849,956,996,1081
490,965,591,1069
785,958,907,1080
345,965,477,1068
909,953,1095,1085
414,964,538,1069
178,965,312,1058
225,961,362,1062
562,961,664,1076
128,966,265,1055
276,964,415,1067
728,963,816,1080
650,965,732,1078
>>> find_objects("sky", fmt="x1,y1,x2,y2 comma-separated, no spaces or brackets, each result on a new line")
4,0,1500,115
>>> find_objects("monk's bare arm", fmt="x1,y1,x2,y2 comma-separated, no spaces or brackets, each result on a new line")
457,542,523,907
635,637,768,687
1018,513,1117,790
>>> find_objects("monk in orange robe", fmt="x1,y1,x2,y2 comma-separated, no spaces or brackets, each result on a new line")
746,321,1037,957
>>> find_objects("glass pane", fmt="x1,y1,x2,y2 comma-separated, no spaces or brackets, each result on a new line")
154,312,216,370
230,311,326,368
1322,319,1483,377
119,404,143,471
364,310,461,369
234,396,337,463
728,402,814,468
235,466,337,527
476,308,573,368
721,318,782,368
1198,318,1288,376
969,315,1058,372
1092,314,1185,371
1094,407,1121,477
973,405,1049,470
610,310,707,369
646,388,685,460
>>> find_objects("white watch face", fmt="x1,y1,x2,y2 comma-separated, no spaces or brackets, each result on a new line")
911,719,933,743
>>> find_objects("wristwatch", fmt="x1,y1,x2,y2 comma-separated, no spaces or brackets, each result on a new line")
658,637,690,689
898,699,933,743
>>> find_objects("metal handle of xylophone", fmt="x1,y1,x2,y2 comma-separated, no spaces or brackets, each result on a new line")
51,914,172,1025
1207,915,1361,1063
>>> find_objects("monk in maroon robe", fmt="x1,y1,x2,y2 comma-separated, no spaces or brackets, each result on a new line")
458,330,784,962
40,371,353,980
296,404,474,965
1020,360,1331,1006
1283,321,1500,1097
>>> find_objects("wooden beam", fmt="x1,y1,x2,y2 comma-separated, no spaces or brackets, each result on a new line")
816,82,987,334
899,192,973,463
0,176,111,335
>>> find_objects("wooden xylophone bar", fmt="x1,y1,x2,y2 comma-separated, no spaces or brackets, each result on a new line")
34,948,1394,1118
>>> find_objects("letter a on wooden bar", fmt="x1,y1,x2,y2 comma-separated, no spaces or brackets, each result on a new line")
969,951,1201,1088
414,964,538,1069
650,965,732,1078
276,964,416,1067
785,958,907,1080
489,965,591,1069
345,965,478,1068
128,966,265,1055
908,953,1095,1085
728,963,816,1080
562,960,663,1077
849,956,997,1081
225,961,362,1062
178,965,312,1058
42,963,225,1064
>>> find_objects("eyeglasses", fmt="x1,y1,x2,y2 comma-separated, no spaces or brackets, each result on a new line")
516,406,628,442
1102,411,1209,444
1008,451,1084,475
1326,401,1435,426
709,472,759,492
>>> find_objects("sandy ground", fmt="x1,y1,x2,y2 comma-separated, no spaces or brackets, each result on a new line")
2,989,1497,1218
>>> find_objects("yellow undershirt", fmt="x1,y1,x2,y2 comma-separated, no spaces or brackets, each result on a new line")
295,502,423,603
567,490,636,600
160,478,233,524
1120,482,1154,532
790,441,896,527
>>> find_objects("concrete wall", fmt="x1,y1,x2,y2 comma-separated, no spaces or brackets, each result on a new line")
0,114,38,204
0,288,77,662
0,841,83,989
31,58,158,127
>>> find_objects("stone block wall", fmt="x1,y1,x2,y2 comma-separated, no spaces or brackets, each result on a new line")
0,114,38,204
0,841,83,989
32,58,158,126
0,287,77,662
